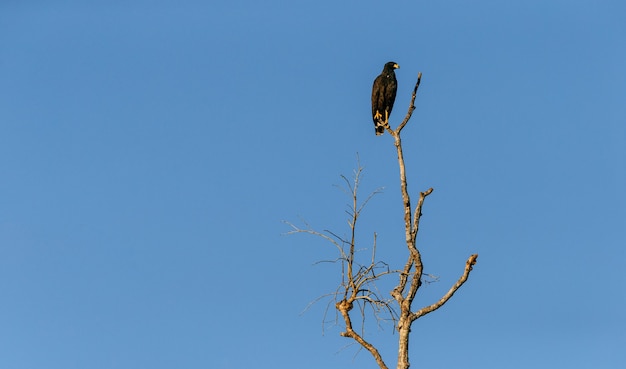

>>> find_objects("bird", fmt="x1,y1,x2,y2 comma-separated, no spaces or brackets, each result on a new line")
371,61,399,135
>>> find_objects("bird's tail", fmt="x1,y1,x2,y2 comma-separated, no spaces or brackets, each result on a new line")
374,121,385,135
373,110,388,135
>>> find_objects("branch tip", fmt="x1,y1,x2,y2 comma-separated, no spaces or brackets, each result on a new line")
467,254,478,269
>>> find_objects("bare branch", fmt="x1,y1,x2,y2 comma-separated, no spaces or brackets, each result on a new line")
357,187,385,215
336,299,389,369
396,72,422,133
300,292,340,316
283,221,348,260
411,254,479,321
411,187,433,241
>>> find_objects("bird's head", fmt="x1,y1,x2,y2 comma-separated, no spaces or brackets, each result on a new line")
385,61,400,70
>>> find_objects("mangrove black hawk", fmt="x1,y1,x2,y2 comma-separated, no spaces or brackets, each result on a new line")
371,61,399,135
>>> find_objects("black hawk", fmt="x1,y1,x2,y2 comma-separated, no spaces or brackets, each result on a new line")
371,61,399,135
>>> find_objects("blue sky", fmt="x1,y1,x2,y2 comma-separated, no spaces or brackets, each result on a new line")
1,1,624,368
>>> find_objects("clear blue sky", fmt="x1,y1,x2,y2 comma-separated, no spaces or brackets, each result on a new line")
1,1,624,368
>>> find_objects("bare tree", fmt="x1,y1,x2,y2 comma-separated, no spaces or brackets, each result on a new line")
287,72,478,369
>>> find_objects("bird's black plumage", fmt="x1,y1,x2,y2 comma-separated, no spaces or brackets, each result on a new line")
371,61,399,135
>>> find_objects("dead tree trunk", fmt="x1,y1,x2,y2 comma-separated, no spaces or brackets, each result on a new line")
287,71,478,369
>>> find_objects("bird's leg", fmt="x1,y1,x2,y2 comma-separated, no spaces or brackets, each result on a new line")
384,110,391,130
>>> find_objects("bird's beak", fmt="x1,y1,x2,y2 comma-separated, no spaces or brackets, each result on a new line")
394,63,400,69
